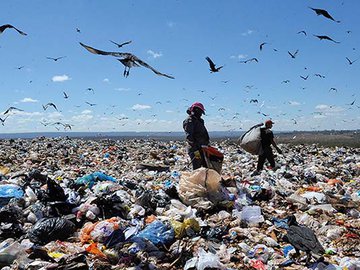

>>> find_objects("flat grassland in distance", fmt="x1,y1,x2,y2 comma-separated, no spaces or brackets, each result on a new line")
274,130,360,148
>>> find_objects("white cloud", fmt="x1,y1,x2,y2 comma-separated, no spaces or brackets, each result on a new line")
315,104,344,113
52,74,71,82
115,87,131,92
81,110,92,114
72,114,93,121
20,97,38,103
288,101,301,106
230,54,247,60
147,50,163,59
132,104,151,110
241,29,254,36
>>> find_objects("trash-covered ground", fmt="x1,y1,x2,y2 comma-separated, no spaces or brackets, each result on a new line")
0,137,359,270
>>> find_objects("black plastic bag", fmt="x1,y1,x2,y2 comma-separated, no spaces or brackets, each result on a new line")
28,217,76,244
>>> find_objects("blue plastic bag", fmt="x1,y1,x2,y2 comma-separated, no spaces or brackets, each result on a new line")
133,221,174,246
0,184,24,207
75,172,117,189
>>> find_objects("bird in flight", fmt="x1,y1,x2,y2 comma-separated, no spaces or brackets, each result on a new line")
300,75,309,80
76,28,81,33
85,102,96,106
288,49,299,58
314,73,325,78
259,42,267,51
79,42,174,79
346,57,357,65
42,103,58,111
313,35,340,43
309,7,340,23
110,40,132,48
250,99,259,103
3,107,24,115
239,58,258,64
329,87,338,92
46,56,66,62
282,80,290,84
0,115,9,126
16,66,25,70
297,30,307,36
0,24,27,35
205,56,223,72
347,100,356,106
63,91,69,99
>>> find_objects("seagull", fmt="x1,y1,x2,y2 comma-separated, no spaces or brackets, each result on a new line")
3,107,24,115
297,30,307,36
0,24,27,35
46,56,66,62
63,91,69,99
347,100,356,106
85,102,96,106
87,87,95,94
291,119,298,124
205,56,223,72
0,115,9,126
16,66,25,70
346,57,357,65
314,73,325,78
286,215,325,265
79,42,175,79
313,35,340,44
239,58,258,64
42,103,58,111
309,7,340,23
329,87,338,92
259,42,267,51
300,75,309,80
110,40,132,48
250,99,259,103
76,28,81,33
288,49,299,58
282,80,290,83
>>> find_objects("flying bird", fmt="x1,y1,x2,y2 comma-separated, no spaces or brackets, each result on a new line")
109,40,132,48
85,102,96,106
0,24,27,35
0,115,9,126
329,87,338,92
347,100,356,106
3,107,24,115
87,87,95,93
286,215,325,264
239,58,258,64
282,80,290,84
291,119,297,124
309,7,340,23
16,66,25,70
259,42,267,51
205,56,223,72
46,56,66,62
63,92,69,99
250,99,259,103
314,73,325,78
300,75,309,80
79,42,174,79
297,30,307,36
346,57,357,65
42,103,58,111
76,28,81,33
313,35,340,44
288,49,299,58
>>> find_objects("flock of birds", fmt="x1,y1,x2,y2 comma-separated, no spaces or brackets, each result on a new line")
0,6,359,132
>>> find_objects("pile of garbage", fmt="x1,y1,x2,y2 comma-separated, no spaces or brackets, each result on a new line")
0,136,359,269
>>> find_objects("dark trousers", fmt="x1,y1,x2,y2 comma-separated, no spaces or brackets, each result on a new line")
257,147,275,171
189,150,207,170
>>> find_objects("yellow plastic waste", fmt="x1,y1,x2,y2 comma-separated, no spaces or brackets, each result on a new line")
0,166,10,175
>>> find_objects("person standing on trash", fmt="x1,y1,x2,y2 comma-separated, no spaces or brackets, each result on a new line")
183,102,210,170
254,120,282,175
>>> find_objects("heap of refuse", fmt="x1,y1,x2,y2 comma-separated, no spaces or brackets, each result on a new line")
0,136,359,269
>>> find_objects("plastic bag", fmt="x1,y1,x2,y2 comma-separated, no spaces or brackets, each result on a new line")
178,168,230,210
239,123,263,155
79,217,120,243
75,171,117,189
134,221,174,246
184,248,226,270
28,217,76,244
241,206,264,226
0,184,23,207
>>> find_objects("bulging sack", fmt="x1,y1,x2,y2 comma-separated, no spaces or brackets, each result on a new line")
178,168,230,210
239,124,263,155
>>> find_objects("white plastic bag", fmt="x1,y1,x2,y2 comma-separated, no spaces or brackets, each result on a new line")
239,124,263,155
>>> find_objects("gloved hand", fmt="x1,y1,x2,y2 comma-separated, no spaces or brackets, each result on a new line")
194,150,202,159
276,147,283,154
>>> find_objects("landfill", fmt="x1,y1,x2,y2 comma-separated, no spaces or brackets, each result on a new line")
0,136,359,270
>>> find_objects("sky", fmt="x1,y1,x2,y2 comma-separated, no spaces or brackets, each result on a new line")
1,0,359,133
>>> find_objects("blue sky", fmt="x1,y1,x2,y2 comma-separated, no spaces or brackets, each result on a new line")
1,0,359,133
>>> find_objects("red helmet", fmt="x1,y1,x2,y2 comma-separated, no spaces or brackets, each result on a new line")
190,102,205,113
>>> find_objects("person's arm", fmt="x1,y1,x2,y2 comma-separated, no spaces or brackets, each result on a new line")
183,119,197,151
271,138,282,154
